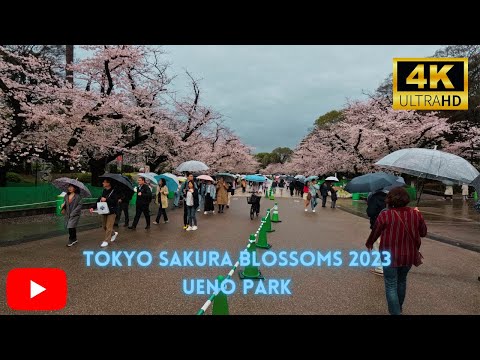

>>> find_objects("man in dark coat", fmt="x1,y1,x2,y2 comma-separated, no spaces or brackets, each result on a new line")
129,176,153,230
366,190,388,229
115,187,132,227
320,182,329,207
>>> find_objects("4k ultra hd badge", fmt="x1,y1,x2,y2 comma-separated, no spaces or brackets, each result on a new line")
393,58,468,110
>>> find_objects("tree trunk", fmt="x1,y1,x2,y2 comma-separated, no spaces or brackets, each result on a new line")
89,159,106,187
66,45,74,85
0,165,7,187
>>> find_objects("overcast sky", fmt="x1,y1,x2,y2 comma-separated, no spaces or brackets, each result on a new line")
162,45,443,153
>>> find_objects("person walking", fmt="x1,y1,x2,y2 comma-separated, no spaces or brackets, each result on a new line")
303,181,311,212
153,178,169,224
366,189,389,276
289,180,295,197
241,178,247,193
444,184,453,200
180,173,197,229
227,180,235,208
114,187,132,228
129,176,152,230
186,180,199,231
204,180,216,214
462,183,469,201
279,178,285,197
89,178,119,247
198,180,206,212
309,179,319,212
61,184,83,247
330,183,338,208
216,177,230,213
320,181,329,207
366,187,427,315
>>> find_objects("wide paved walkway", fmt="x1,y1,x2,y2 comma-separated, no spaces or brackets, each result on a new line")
1,194,478,315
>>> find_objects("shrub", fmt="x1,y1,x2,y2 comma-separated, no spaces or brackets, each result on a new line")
122,164,135,173
6,172,22,183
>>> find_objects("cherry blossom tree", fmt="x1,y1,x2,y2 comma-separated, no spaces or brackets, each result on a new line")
288,97,450,176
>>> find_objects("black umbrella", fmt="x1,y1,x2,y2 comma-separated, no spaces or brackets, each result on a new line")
99,173,134,192
344,172,399,194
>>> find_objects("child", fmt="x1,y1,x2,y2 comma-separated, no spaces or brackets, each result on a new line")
186,180,199,231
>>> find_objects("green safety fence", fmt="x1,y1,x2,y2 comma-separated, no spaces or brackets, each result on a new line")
0,184,103,211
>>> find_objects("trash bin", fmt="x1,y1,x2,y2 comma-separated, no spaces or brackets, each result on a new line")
56,194,65,216
352,193,360,200
168,191,174,199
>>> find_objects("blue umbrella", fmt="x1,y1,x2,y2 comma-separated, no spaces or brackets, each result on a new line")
306,175,319,182
154,174,179,192
245,175,267,183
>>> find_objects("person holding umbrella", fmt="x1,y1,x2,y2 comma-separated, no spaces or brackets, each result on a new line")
89,178,119,248
61,184,83,247
129,176,153,230
114,186,133,228
216,177,230,213
53,177,91,247
153,178,169,224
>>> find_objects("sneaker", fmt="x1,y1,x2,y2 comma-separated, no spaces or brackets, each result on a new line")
192,226,198,230
197,208,201,212
370,269,384,277
186,226,193,231
164,220,169,223
67,240,78,247
183,225,188,230
100,241,109,248
226,205,230,208
204,211,208,215
305,208,308,212
312,209,316,213
153,221,159,225
110,231,119,242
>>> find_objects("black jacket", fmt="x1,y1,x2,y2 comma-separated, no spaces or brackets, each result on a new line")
320,183,329,197
136,184,153,207
366,191,387,229
93,187,119,214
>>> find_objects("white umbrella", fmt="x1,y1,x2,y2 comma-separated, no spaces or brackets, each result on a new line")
375,148,479,185
325,176,339,182
176,160,209,172
138,172,159,184
376,148,480,205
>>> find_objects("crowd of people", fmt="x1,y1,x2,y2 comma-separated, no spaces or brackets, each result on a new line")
59,171,433,316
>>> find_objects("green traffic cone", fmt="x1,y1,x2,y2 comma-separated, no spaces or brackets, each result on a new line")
212,275,229,315
239,234,264,279
271,202,282,223
256,217,272,249
269,188,275,200
265,209,275,233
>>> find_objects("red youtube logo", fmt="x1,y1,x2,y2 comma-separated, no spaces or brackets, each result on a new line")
6,268,67,311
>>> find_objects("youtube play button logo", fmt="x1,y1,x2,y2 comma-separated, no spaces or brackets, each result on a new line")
7,268,67,311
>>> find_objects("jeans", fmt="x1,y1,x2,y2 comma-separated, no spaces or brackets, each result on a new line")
199,195,205,210
383,266,412,315
310,196,317,210
173,191,180,207
187,206,197,226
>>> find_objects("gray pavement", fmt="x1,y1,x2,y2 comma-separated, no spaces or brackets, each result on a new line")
0,195,479,315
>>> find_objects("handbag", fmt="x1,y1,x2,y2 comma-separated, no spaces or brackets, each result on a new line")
95,189,114,215
393,210,423,266
307,193,312,201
